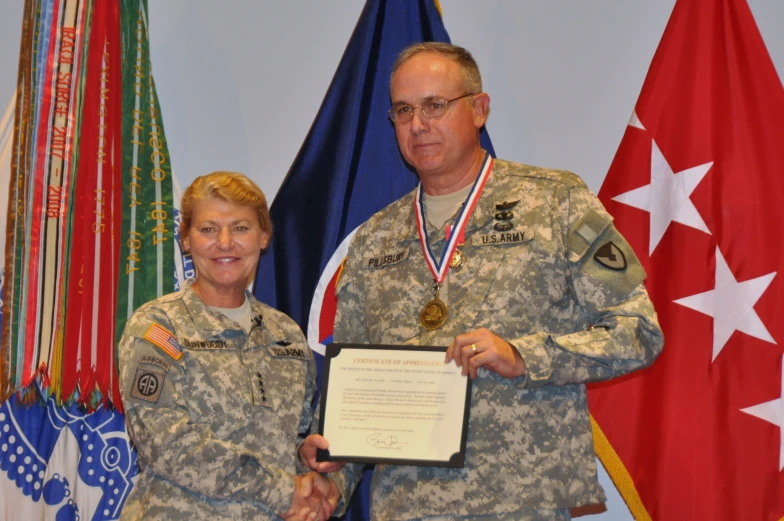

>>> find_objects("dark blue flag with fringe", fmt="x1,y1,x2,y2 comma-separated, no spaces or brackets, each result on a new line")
254,1,494,519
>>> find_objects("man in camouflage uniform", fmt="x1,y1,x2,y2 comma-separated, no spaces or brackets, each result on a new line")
119,280,325,520
302,43,663,521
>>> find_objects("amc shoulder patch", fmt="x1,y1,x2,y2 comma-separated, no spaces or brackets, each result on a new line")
143,323,183,360
593,241,627,271
130,367,166,403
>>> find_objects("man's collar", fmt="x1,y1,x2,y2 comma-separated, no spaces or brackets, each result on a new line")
402,162,498,246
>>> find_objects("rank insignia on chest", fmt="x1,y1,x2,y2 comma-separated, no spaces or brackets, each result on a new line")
143,323,183,360
249,370,271,408
593,241,627,270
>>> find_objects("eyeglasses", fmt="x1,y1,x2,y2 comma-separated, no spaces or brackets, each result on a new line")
388,93,476,123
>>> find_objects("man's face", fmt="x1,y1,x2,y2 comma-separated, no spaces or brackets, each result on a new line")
390,53,488,181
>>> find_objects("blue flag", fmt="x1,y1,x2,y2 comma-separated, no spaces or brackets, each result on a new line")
254,1,494,520
0,394,139,520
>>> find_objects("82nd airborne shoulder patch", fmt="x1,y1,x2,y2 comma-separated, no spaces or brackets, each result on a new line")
130,367,166,403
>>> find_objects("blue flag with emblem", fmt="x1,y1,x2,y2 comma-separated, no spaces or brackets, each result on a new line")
0,394,138,520
254,1,494,520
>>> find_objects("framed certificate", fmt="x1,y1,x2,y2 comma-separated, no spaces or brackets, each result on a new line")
316,344,471,467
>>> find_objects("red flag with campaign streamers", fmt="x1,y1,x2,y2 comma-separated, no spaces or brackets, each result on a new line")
588,1,784,520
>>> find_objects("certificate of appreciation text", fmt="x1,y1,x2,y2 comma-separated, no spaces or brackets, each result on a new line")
317,344,471,467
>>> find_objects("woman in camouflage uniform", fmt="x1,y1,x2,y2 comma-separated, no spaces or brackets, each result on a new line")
118,172,338,521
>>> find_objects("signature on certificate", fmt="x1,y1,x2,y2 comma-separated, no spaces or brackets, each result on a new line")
366,432,398,449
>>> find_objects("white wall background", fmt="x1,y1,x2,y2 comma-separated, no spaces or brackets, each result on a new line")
2,1,784,519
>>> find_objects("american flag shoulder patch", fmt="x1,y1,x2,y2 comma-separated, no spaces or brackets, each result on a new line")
143,323,183,360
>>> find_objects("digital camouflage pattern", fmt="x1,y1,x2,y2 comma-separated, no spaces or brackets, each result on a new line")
330,159,664,521
119,281,317,521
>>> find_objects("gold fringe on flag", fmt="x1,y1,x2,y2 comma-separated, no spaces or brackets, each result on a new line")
591,414,652,521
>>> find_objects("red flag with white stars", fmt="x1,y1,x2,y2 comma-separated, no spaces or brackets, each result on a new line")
588,0,784,520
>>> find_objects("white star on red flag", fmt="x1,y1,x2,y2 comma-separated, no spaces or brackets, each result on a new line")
741,355,784,471
588,0,784,517
611,137,712,255
673,246,777,361
628,110,646,130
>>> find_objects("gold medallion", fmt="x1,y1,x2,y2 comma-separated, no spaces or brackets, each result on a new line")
420,297,448,330
449,248,464,270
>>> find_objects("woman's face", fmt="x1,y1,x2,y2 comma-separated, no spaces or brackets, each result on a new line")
181,197,269,306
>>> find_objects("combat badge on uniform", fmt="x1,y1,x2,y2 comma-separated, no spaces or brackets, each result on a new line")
493,200,519,232
143,323,183,360
593,241,627,271
130,367,166,403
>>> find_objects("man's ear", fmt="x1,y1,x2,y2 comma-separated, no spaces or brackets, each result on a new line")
471,92,490,128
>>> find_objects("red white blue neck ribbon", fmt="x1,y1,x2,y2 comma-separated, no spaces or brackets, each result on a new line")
414,152,494,284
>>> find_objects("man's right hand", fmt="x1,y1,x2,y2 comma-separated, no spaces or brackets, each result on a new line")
299,434,346,473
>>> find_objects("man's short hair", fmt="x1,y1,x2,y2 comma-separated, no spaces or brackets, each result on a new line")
391,42,483,94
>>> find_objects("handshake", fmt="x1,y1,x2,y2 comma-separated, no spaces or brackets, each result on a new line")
284,435,346,521
285,471,340,521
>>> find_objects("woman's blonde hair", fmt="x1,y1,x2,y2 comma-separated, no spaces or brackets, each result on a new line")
180,171,272,239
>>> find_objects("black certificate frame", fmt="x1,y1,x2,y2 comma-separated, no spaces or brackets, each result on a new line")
316,343,472,468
